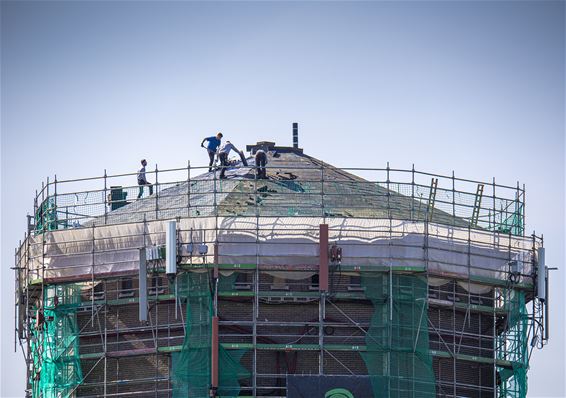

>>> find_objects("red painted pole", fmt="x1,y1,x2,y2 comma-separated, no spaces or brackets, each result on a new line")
211,316,219,391
319,224,329,292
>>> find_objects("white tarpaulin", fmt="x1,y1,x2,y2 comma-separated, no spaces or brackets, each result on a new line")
25,217,537,285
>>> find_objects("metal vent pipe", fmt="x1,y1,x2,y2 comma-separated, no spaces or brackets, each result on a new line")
537,248,546,302
166,220,177,275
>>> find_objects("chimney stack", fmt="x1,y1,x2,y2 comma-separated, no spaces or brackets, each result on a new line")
292,122,298,148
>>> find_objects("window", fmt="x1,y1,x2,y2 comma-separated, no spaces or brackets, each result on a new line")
347,275,364,292
91,282,105,300
149,275,165,295
118,278,134,298
235,272,251,290
309,274,320,290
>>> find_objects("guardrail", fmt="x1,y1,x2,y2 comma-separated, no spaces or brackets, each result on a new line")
31,162,525,236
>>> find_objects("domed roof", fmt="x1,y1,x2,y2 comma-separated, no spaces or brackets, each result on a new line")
99,145,467,228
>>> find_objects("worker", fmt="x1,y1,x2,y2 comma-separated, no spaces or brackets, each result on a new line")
217,140,240,179
255,149,268,179
137,159,153,198
201,132,223,172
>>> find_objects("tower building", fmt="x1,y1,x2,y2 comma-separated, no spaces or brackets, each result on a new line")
15,129,549,397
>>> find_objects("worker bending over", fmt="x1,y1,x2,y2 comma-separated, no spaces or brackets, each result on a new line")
201,132,223,172
217,141,241,179
255,149,268,179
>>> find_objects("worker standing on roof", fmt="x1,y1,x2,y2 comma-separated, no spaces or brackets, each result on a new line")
201,132,223,172
217,140,240,179
137,159,153,198
255,149,268,179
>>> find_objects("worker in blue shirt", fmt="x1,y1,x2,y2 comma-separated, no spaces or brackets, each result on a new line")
201,132,223,172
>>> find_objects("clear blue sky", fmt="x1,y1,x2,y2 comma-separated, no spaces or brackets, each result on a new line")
1,1,564,397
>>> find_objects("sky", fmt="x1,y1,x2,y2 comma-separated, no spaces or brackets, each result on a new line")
1,1,564,397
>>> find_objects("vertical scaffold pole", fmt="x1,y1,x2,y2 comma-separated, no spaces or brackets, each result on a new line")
319,224,329,292
14,244,18,353
319,292,325,376
139,248,147,322
34,189,38,230
91,223,95,327
103,169,107,225
492,285,497,398
54,175,57,230
187,160,191,216
212,244,219,395
155,164,159,220
516,181,521,236
388,256,393,396
492,177,496,230
39,210,46,306
452,170,456,226
25,231,32,396
253,165,259,397
319,223,329,376
104,280,108,398
214,162,218,215
46,177,50,231
386,162,390,219
213,159,220,397
466,225,472,316
523,183,526,237
388,216,393,321
411,164,415,220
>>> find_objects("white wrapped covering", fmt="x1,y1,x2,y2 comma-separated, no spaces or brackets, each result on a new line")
24,217,537,288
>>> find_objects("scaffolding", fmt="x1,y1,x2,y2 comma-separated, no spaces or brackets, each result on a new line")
29,161,525,235
29,284,83,398
14,151,547,398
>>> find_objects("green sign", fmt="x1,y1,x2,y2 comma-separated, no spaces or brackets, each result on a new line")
325,388,355,398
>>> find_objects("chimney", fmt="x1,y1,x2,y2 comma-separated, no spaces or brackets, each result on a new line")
292,122,298,148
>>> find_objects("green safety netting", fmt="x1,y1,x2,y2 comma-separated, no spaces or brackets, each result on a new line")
30,284,83,398
35,197,58,233
360,272,436,398
172,272,249,398
214,272,231,292
497,290,529,398
496,201,524,236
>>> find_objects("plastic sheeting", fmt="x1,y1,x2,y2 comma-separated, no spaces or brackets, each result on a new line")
24,217,537,287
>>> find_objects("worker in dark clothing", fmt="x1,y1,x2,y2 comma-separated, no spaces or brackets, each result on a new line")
137,159,153,198
255,149,268,179
201,132,223,172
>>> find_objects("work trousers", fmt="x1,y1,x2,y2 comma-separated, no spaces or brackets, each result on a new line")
255,152,267,179
207,149,216,172
219,152,229,178
137,180,153,198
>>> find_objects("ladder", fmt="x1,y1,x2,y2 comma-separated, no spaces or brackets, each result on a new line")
427,178,438,221
471,184,484,226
